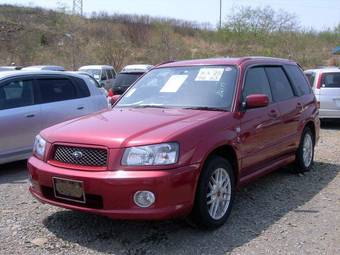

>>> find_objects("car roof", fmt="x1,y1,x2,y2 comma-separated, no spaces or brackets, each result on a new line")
21,65,65,71
157,56,295,68
79,65,114,70
304,67,340,74
0,70,85,81
121,64,154,73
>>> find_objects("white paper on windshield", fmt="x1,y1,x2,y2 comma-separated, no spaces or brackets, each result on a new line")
125,88,136,97
195,68,224,81
160,75,188,93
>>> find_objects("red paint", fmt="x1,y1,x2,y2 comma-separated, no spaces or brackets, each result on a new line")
28,57,320,220
246,94,269,108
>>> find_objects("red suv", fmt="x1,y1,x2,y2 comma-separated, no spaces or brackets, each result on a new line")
28,57,319,229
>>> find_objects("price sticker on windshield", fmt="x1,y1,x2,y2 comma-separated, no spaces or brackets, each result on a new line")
195,68,224,82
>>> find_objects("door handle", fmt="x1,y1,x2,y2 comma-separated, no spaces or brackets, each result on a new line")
25,114,35,118
296,103,304,112
77,106,84,110
268,109,279,118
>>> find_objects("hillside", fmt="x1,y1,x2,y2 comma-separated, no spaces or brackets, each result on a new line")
0,4,339,70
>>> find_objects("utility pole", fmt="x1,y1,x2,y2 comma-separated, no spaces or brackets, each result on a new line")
219,0,222,29
72,0,83,16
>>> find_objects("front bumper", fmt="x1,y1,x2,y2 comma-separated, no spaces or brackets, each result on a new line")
28,156,200,220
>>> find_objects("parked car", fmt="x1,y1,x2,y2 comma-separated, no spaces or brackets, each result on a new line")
111,64,153,95
79,65,116,90
28,57,319,229
305,67,340,120
22,65,66,71
0,71,109,164
68,71,108,97
0,66,22,71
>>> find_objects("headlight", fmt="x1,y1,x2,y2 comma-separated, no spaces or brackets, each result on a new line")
122,143,179,166
33,135,47,159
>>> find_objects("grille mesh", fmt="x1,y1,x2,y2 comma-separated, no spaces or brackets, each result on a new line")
53,145,107,167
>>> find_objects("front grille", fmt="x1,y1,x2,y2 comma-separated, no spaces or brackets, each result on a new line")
41,186,103,209
53,145,107,167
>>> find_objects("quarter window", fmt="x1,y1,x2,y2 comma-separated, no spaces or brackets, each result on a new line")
106,69,113,79
0,80,34,110
265,67,294,101
37,78,77,103
243,67,273,102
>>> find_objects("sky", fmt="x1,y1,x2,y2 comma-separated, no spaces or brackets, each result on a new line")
1,0,339,30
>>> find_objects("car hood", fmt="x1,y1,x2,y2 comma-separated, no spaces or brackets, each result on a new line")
41,108,228,148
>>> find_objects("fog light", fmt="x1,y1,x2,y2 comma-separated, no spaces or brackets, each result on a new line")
133,191,155,208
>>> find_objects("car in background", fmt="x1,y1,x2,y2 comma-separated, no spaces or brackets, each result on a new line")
28,57,319,229
22,65,66,71
111,64,153,95
305,67,340,119
78,65,116,90
0,66,22,71
0,71,109,164
68,71,108,97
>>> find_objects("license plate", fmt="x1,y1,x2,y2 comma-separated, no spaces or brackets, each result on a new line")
53,177,86,203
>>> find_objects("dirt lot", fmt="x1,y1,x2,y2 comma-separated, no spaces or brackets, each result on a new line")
1,123,339,255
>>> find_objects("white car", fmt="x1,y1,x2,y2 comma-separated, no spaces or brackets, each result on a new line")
0,71,109,164
79,65,117,90
305,67,340,119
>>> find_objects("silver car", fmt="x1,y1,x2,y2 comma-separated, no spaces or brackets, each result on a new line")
305,68,340,119
0,71,109,164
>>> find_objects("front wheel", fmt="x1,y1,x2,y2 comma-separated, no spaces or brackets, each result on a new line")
189,156,235,229
294,128,315,173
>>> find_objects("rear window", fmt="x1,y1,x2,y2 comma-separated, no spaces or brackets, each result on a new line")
113,73,142,88
285,65,312,95
322,72,340,88
37,78,77,103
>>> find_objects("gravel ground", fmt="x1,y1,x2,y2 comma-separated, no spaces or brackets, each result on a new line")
1,123,340,255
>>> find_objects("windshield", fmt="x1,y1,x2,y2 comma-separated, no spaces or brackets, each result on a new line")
114,73,142,87
116,66,237,111
81,69,101,80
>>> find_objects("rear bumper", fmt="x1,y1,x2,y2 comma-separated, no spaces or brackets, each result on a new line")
28,156,199,220
319,108,340,119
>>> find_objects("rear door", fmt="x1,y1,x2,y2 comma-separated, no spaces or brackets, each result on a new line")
265,66,301,153
0,77,42,161
319,72,340,116
240,66,283,177
35,75,92,129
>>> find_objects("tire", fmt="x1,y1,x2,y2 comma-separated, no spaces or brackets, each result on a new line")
189,155,235,229
294,127,315,173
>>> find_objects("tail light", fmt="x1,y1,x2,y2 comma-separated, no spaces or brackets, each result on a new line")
108,88,114,97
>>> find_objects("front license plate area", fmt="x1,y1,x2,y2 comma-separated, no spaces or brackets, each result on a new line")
53,177,86,204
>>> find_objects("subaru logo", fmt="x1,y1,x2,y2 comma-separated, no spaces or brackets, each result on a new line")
72,151,83,160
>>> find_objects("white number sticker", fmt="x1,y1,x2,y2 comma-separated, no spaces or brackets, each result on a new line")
195,68,224,82
160,75,188,93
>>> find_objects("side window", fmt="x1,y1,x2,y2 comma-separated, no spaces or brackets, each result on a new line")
106,69,113,79
101,70,107,81
322,73,340,88
72,77,91,97
0,80,34,110
111,69,116,78
285,65,312,95
243,67,273,102
265,67,294,101
37,78,77,103
305,72,316,88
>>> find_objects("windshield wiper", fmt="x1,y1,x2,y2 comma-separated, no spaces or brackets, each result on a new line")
182,106,227,112
133,105,169,109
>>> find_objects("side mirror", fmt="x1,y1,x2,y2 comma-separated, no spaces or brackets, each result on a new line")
245,94,269,109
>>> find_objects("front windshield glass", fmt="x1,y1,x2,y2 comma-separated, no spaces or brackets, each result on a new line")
82,69,101,80
116,65,237,111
